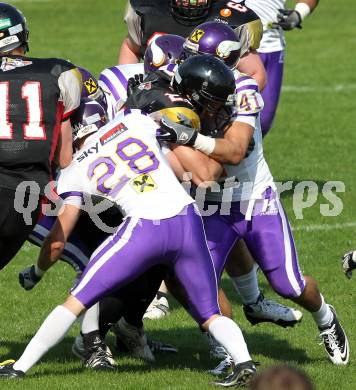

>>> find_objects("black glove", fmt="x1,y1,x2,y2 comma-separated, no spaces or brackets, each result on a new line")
272,9,302,31
19,265,42,290
127,73,144,97
157,114,199,145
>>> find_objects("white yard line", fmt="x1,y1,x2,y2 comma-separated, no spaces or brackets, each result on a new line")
292,221,356,232
282,84,356,93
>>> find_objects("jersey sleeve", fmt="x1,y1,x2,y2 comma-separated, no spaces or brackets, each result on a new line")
58,67,82,121
124,1,143,47
236,18,263,56
56,166,84,207
232,75,264,127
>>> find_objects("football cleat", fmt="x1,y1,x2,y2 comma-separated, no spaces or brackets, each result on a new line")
243,293,303,327
213,360,256,387
209,355,234,376
143,296,170,320
72,334,116,367
147,339,178,354
0,360,24,379
319,306,349,365
341,250,356,279
83,343,116,371
205,332,229,360
112,318,155,362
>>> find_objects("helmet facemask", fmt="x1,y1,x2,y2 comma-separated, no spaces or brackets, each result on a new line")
171,0,211,23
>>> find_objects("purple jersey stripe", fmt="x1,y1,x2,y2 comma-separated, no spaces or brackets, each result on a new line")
235,84,258,94
167,63,176,73
235,75,251,84
99,74,120,102
110,67,129,91
60,191,84,200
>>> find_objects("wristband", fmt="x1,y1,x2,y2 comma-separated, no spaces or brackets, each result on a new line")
193,133,216,155
34,264,45,277
295,2,311,20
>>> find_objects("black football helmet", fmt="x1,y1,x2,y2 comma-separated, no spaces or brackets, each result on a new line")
171,0,211,24
0,3,29,53
172,54,236,114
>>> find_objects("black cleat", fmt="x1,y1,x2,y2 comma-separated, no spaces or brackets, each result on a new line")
147,338,178,354
213,360,256,387
0,360,25,379
84,338,116,371
319,306,349,365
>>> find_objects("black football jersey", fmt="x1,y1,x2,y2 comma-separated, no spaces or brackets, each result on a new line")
0,55,81,193
129,0,261,57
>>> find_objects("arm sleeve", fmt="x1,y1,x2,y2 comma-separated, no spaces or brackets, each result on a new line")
56,167,84,207
124,1,143,47
58,68,82,120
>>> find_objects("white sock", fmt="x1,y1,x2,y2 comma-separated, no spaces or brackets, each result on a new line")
13,306,77,373
311,295,333,328
208,316,251,365
230,267,260,305
80,303,99,334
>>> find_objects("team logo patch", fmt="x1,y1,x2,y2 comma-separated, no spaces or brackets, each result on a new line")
190,29,205,43
220,8,232,17
1,57,32,72
138,81,152,91
131,174,157,193
84,77,98,95
0,18,11,30
100,123,128,145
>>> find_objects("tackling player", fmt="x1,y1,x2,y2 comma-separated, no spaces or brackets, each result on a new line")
244,0,319,136
0,3,81,271
0,101,256,387
157,54,349,368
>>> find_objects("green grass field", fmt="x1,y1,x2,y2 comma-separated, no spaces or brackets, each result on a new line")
0,0,355,388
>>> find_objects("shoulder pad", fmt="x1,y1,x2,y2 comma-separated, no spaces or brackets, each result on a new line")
46,58,76,78
209,0,259,28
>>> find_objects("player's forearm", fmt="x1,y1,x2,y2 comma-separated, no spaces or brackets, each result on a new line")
118,36,140,64
209,138,247,165
37,236,65,272
237,51,267,91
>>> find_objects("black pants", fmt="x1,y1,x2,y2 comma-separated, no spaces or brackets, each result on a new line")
0,187,41,270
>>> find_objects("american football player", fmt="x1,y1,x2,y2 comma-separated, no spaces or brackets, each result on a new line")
245,0,319,136
0,100,256,387
0,3,81,271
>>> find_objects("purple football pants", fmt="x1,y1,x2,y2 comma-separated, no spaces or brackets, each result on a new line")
71,204,220,324
259,51,284,137
203,189,305,299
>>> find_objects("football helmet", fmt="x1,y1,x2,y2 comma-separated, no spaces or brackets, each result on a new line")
172,54,236,113
171,0,211,23
144,34,185,73
183,21,241,68
0,3,29,53
71,98,108,143
76,66,108,113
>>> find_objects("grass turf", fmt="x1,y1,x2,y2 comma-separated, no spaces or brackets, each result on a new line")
0,0,355,388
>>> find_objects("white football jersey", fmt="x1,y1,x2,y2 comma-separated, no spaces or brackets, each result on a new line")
245,0,286,53
99,63,145,120
57,109,194,220
206,71,275,203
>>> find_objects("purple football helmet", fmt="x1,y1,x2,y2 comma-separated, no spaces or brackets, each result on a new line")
76,66,108,112
171,0,211,23
144,34,185,73
183,21,241,68
71,98,108,144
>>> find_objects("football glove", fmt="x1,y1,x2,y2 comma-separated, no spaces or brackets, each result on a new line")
272,9,302,31
341,251,356,279
127,73,144,97
19,265,42,290
157,114,199,145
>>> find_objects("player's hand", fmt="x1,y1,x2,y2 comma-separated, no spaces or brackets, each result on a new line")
127,73,144,97
19,265,42,290
157,114,199,145
272,9,302,31
341,251,356,279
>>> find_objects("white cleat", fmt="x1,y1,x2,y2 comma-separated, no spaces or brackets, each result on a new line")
243,293,303,328
143,296,170,320
112,318,155,362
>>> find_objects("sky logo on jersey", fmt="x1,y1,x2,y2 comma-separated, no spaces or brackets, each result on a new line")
0,18,11,30
100,123,128,145
131,174,157,193
76,142,99,162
